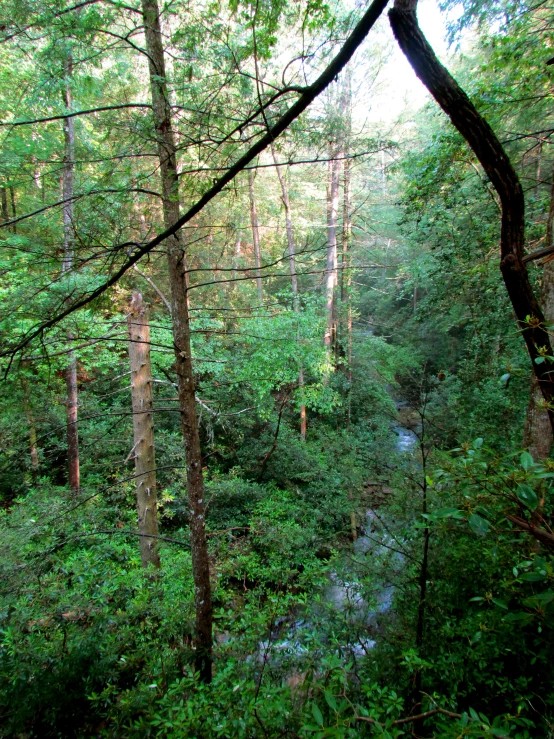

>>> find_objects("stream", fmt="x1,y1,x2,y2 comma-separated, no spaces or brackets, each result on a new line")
255,417,418,667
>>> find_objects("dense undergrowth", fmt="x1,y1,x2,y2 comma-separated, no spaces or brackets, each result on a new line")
2,0,554,734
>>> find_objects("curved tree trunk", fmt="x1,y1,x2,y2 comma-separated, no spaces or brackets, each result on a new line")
389,0,554,432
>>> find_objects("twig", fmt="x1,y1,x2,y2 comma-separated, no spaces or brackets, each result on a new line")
354,707,461,726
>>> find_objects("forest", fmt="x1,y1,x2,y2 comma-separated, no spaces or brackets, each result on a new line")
0,0,554,735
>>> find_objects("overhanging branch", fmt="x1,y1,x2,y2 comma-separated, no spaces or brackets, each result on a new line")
0,103,152,127
0,0,390,367
389,0,554,430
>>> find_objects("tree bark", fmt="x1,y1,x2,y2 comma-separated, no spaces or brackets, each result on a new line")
271,146,307,439
248,168,264,304
271,147,298,297
324,157,340,356
20,370,39,474
61,58,80,494
389,0,554,432
141,0,213,681
524,170,554,458
127,292,161,570
340,71,353,424
9,187,16,233
343,156,353,426
1,187,8,223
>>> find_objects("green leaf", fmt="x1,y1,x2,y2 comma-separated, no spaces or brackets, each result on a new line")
312,703,324,727
468,513,489,537
433,507,465,519
535,356,545,364
504,612,534,624
491,598,508,610
520,451,534,471
324,691,337,712
473,437,484,448
516,484,537,509
519,572,547,582
522,590,554,608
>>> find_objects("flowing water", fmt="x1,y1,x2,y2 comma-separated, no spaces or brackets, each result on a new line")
255,415,418,665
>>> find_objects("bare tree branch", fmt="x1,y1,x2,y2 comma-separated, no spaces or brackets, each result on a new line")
0,103,152,127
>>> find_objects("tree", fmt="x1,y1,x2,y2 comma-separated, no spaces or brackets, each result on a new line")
389,0,554,431
140,0,213,680
271,144,307,438
127,291,161,570
61,54,80,494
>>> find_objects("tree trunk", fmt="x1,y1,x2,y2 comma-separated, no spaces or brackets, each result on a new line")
524,170,554,458
271,147,298,297
61,58,80,494
389,0,554,432
9,186,16,233
127,292,161,570
20,371,39,474
271,146,307,439
1,187,8,222
524,379,552,460
141,0,212,681
340,71,353,423
324,157,340,357
65,357,79,491
248,168,264,304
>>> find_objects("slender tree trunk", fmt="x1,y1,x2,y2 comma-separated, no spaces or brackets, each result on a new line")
141,0,212,681
271,147,298,297
9,186,16,233
248,169,264,304
535,140,542,199
1,187,8,222
271,146,307,439
65,359,79,491
61,58,80,494
324,157,340,357
128,292,161,570
20,371,39,474
524,169,554,459
343,158,353,423
389,0,554,432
